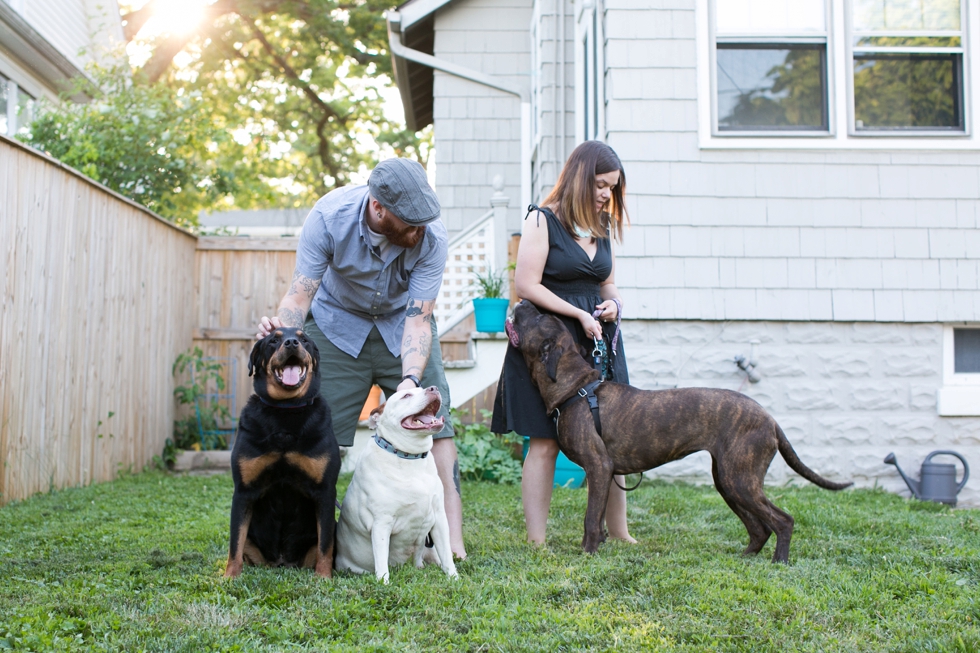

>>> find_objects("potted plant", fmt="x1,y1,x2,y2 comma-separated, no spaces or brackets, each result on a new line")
471,265,510,333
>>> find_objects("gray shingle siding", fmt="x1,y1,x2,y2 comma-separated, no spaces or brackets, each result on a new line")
431,0,532,235
604,2,980,322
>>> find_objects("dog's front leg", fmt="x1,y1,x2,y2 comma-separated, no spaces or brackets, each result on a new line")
429,508,459,579
371,516,395,584
225,491,254,578
314,495,336,579
581,458,614,553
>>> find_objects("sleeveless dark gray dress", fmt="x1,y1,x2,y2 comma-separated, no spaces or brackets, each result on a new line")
490,207,629,439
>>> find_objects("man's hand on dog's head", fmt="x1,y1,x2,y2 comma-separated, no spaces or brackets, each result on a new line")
256,316,284,339
396,378,418,392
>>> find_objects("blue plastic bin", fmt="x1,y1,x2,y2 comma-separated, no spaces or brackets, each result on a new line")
522,436,585,489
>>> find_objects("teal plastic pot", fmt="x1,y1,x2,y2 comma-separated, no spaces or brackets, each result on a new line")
522,436,586,489
472,297,510,333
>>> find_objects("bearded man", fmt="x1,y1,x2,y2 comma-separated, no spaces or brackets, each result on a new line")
257,157,466,559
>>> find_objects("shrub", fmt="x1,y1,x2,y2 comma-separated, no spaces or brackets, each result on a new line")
453,409,523,484
171,348,233,451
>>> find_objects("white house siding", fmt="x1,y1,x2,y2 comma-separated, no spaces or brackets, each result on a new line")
624,320,979,507
603,0,980,505
19,0,122,72
527,0,576,206
409,0,980,506
432,0,531,234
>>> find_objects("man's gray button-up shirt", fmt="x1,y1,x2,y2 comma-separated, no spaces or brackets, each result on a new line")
294,184,448,358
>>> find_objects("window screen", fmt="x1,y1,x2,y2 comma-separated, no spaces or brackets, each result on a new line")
954,329,980,374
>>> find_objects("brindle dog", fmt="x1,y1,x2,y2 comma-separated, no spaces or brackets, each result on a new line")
225,327,340,579
506,301,852,562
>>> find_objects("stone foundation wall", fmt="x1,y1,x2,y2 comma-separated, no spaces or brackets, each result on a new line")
623,320,979,507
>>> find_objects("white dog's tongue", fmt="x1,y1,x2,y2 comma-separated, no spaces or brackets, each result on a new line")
281,366,302,386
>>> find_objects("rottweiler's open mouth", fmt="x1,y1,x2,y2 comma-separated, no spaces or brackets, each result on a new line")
273,356,308,388
402,395,444,431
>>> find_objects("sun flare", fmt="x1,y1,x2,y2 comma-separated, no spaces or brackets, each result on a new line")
138,0,211,39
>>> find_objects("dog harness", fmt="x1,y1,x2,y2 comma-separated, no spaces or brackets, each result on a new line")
550,379,644,492
373,433,428,459
551,379,604,436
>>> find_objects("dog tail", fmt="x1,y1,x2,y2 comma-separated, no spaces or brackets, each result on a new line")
776,424,854,491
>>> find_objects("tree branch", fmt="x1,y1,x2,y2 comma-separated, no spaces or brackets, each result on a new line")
137,0,238,83
237,13,345,125
121,1,158,41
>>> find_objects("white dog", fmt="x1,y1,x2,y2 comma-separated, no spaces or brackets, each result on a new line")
335,386,458,583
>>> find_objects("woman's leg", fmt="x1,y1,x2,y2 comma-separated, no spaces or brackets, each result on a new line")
604,476,637,543
522,438,560,544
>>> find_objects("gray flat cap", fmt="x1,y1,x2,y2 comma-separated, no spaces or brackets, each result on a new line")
368,158,441,225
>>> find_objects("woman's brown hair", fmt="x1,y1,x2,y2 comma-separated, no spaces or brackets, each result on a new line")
541,140,629,242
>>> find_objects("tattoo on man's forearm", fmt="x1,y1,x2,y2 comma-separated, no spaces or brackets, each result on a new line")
286,271,320,298
453,460,461,497
278,307,306,327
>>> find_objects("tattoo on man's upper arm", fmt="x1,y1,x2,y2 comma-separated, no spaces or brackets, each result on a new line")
286,271,321,298
405,298,434,320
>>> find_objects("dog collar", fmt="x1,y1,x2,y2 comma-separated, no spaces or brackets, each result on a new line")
373,433,428,459
257,395,316,409
551,379,603,436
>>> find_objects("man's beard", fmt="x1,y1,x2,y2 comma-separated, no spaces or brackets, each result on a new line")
377,210,425,248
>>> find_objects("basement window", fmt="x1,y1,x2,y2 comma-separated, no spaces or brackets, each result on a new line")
938,326,980,416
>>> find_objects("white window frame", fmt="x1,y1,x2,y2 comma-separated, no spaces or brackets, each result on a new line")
847,0,970,136
696,0,980,150
710,0,834,137
575,0,605,143
938,324,980,416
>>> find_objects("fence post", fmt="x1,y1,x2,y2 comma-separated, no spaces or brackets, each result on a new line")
489,175,510,289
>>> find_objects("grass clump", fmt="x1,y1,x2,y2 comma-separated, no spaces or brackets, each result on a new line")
0,472,977,651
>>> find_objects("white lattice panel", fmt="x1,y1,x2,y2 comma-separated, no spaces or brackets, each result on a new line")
436,215,495,329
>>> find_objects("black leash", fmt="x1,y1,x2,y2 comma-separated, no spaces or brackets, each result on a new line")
613,474,643,492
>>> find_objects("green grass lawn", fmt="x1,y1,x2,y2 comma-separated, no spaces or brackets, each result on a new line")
0,471,978,652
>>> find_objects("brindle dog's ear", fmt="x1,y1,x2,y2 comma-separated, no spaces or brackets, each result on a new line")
248,338,264,377
539,337,564,382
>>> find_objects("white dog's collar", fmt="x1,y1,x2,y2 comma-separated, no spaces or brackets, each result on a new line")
373,433,428,459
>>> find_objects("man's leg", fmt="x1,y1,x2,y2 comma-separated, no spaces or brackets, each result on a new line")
376,320,466,559
431,438,465,558
302,317,374,447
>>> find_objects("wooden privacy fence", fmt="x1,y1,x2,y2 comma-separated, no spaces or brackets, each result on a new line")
0,135,197,505
193,237,297,418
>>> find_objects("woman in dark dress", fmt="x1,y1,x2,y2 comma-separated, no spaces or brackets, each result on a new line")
491,141,634,545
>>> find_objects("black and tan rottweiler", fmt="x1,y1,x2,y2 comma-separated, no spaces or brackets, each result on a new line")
506,300,852,563
225,327,340,579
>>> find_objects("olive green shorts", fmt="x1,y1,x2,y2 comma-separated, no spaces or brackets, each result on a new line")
303,317,454,447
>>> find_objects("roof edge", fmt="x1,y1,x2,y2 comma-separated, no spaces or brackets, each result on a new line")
397,0,455,30
0,3,92,95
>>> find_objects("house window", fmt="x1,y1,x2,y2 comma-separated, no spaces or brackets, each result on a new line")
0,75,34,136
939,326,980,416
713,0,829,133
954,328,980,373
576,0,604,142
851,0,965,132
16,86,34,134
